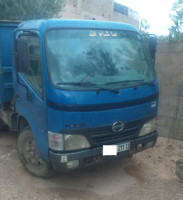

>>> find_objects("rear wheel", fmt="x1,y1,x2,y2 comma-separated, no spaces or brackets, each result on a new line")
17,128,53,178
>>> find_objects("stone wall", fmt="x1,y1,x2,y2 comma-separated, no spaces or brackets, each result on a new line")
60,0,139,28
155,42,183,140
112,10,139,28
82,0,113,19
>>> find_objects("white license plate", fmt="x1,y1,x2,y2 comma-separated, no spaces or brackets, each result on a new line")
117,142,130,153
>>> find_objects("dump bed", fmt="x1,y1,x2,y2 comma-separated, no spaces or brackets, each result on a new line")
0,21,19,104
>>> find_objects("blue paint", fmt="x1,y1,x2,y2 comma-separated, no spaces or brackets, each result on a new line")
18,19,138,32
0,19,159,164
0,21,19,104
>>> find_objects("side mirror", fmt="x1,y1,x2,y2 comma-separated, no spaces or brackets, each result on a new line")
146,34,157,65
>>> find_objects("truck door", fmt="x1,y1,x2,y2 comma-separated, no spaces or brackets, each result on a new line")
15,34,48,159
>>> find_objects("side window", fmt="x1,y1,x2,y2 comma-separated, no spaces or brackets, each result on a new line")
17,35,43,97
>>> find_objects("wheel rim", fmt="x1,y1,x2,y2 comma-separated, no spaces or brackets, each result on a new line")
23,138,42,168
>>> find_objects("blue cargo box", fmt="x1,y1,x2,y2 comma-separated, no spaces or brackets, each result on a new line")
0,21,19,104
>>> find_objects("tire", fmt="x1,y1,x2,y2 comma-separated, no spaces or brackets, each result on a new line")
0,119,3,131
17,127,54,178
0,119,9,132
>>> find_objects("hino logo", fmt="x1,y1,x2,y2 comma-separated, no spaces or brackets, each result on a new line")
112,121,124,132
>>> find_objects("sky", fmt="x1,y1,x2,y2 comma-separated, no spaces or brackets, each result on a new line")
115,0,176,35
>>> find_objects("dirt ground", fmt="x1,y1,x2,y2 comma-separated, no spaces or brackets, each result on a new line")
0,131,183,200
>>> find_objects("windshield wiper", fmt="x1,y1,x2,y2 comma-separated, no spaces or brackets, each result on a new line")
105,79,145,85
95,87,119,94
57,82,119,94
57,82,96,86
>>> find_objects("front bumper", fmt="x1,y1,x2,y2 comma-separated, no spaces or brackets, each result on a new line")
49,131,158,172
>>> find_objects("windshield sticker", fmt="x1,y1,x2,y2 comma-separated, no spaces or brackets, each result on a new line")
89,31,118,37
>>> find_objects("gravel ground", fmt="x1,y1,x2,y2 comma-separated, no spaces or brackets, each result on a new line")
0,131,183,200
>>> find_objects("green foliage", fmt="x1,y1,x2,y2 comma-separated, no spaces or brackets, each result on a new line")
169,0,183,41
169,31,183,41
157,35,169,43
139,18,150,34
158,33,183,43
0,0,65,20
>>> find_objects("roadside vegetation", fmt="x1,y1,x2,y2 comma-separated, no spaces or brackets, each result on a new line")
0,0,65,20
139,0,183,42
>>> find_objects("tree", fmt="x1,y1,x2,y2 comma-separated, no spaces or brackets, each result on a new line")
169,0,183,41
157,35,169,43
0,0,65,20
139,18,150,34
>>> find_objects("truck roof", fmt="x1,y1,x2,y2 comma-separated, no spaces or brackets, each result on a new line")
18,19,138,32
0,20,20,27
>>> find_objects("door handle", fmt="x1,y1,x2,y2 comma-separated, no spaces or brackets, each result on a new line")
26,91,32,101
15,93,20,101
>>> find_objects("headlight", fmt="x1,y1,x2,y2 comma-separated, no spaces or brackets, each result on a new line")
139,117,157,137
48,132,90,151
64,134,91,151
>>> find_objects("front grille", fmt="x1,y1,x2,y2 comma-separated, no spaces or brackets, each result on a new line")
62,118,153,147
87,120,142,146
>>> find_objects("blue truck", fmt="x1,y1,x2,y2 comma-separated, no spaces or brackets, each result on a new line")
0,19,158,178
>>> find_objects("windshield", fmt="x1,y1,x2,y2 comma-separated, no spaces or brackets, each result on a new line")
46,29,156,90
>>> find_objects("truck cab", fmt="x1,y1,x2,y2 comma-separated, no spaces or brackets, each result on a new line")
0,19,158,178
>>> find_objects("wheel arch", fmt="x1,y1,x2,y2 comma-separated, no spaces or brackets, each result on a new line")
15,104,49,161
17,115,30,133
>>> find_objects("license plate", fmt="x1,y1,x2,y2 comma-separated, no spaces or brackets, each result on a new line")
117,142,130,153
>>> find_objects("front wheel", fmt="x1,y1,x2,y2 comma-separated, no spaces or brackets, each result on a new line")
17,128,53,178
0,119,9,132
0,119,4,131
